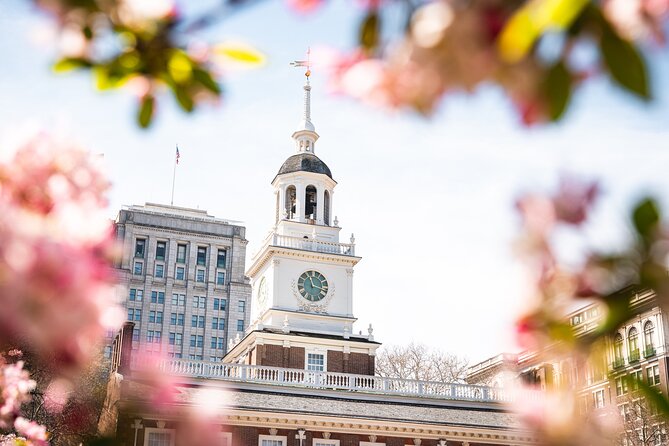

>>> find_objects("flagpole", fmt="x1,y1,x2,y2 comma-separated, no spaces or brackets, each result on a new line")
171,145,178,206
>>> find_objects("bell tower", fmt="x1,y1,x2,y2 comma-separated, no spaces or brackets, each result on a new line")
223,56,379,374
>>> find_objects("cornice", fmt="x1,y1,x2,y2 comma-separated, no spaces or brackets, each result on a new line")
247,245,360,277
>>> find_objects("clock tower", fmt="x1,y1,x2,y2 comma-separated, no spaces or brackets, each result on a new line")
223,69,379,375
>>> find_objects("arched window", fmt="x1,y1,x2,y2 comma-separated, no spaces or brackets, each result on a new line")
613,334,623,367
285,186,296,219
324,190,330,226
628,327,639,362
644,321,655,356
305,185,317,220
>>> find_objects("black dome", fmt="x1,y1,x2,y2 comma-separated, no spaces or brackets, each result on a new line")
276,153,333,179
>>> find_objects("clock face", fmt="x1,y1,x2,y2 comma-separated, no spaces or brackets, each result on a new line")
297,270,329,302
257,277,268,304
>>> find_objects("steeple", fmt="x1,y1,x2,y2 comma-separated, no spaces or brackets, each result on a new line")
290,49,319,154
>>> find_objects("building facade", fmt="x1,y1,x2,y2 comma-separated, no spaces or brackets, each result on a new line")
99,75,530,446
113,203,252,361
467,288,669,444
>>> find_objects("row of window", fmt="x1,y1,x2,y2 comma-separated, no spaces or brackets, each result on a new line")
165,353,224,361
135,239,227,267
133,261,226,285
145,430,385,446
128,309,245,332
613,321,657,366
128,290,243,313
615,365,661,396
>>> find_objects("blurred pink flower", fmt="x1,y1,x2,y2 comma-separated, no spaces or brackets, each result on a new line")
14,417,48,445
0,133,123,372
553,179,599,225
286,0,326,13
0,358,36,430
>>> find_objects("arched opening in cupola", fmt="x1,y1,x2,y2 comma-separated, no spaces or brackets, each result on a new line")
305,185,317,221
324,190,330,226
285,186,296,219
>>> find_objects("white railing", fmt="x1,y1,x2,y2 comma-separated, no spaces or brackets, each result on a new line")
269,233,355,256
136,359,520,403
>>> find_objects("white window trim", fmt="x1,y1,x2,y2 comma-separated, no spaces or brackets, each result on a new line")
259,434,287,446
219,432,232,446
305,349,327,372
144,427,176,446
314,440,340,446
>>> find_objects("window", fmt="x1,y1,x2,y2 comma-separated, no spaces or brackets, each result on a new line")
570,313,583,326
134,239,146,258
190,335,203,348
593,389,605,409
216,271,225,285
127,308,142,321
616,377,628,396
631,370,644,390
193,296,206,308
175,266,185,281
144,428,175,446
134,261,143,275
191,315,204,328
645,321,656,356
168,352,183,359
147,330,161,343
213,298,227,311
219,433,232,446
149,311,156,323
176,244,187,263
237,320,244,332
197,247,207,266
212,317,225,330
629,327,640,361
188,354,203,360
132,331,140,342
151,291,165,304
210,337,225,349
307,353,325,371
103,345,112,359
196,268,205,282
217,249,226,268
155,264,164,278
170,313,184,326
171,294,185,306
129,289,143,302
168,333,183,346
613,334,624,366
314,440,340,446
156,241,166,261
259,435,287,446
647,365,660,386
238,301,246,313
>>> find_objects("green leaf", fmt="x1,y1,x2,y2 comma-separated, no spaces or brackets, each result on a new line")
633,376,669,416
544,61,572,121
359,11,380,52
137,95,155,128
193,68,222,95
632,198,660,240
173,85,194,112
53,57,91,73
600,25,651,100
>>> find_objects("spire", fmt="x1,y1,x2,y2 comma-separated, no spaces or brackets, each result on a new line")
290,48,319,154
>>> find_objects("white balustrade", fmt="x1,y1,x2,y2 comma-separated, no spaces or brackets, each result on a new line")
132,359,532,403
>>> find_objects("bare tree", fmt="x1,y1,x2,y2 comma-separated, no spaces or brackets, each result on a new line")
375,343,468,383
20,351,110,446
618,394,669,446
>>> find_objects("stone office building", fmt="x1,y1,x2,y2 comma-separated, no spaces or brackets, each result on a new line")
112,203,252,361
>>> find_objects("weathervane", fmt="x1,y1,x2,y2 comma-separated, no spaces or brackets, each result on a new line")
290,47,312,79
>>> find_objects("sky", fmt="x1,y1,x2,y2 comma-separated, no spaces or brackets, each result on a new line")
1,0,669,365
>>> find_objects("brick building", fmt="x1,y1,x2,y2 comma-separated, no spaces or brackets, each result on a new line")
467,288,669,444
98,74,530,446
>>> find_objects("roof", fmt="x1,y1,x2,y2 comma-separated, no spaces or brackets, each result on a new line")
276,153,333,180
123,380,520,430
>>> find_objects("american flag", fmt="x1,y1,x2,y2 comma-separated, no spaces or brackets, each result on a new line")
176,146,180,165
